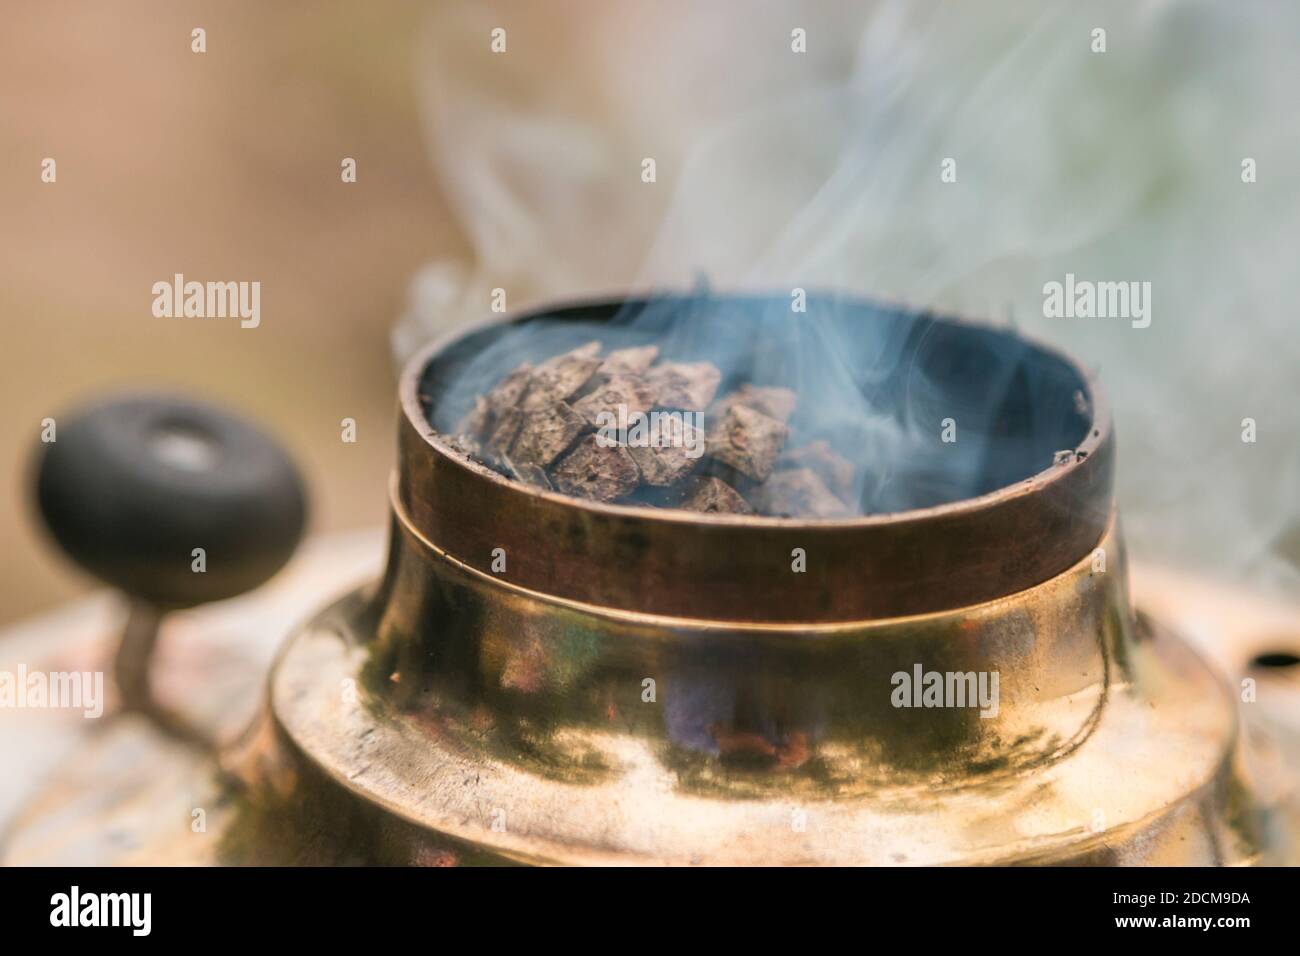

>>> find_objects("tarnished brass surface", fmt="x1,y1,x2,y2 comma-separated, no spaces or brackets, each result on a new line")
248,513,1278,865
4,535,1297,866
229,303,1288,865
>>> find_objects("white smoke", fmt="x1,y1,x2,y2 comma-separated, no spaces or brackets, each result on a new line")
396,0,1300,595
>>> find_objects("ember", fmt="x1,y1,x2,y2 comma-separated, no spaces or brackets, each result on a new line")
778,439,855,501
706,404,788,482
627,414,704,486
519,342,602,410
445,339,858,518
755,467,850,519
571,375,655,427
597,344,659,378
506,402,587,469
711,384,797,423
678,476,753,514
644,361,721,411
551,435,640,502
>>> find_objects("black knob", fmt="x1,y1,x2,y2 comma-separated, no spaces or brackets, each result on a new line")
35,392,308,609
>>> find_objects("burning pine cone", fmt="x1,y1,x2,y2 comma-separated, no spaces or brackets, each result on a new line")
446,341,856,518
